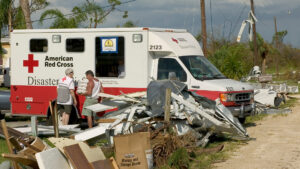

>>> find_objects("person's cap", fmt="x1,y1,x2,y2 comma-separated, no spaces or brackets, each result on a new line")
65,68,74,75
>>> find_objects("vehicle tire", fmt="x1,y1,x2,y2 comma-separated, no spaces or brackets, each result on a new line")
238,117,246,124
0,111,5,120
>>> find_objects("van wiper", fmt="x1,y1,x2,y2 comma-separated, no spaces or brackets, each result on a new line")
212,75,227,79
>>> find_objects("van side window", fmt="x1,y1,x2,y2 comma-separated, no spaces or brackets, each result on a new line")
157,58,187,82
66,38,84,52
95,37,125,78
30,39,48,52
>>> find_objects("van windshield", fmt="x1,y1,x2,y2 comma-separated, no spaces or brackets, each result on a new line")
180,55,227,80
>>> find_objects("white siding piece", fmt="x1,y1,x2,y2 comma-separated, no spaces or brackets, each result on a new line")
98,93,140,103
73,125,107,141
36,148,71,169
85,103,117,112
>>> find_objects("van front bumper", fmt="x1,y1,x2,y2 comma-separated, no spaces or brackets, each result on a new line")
227,103,255,118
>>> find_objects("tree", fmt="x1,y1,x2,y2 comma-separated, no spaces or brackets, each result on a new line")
116,20,136,28
29,0,49,14
249,33,269,74
0,0,49,30
20,0,33,29
209,43,252,79
39,8,86,28
272,30,288,45
80,0,127,28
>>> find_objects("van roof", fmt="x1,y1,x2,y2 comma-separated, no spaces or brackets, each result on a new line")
12,27,187,34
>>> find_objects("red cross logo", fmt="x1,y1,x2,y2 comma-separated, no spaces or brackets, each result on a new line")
23,54,39,73
172,38,178,44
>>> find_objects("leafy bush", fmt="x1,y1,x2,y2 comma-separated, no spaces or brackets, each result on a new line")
208,43,252,79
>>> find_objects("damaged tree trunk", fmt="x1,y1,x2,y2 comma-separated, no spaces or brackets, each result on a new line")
20,0,33,29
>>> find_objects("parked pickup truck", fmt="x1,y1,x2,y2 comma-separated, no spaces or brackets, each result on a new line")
0,90,10,119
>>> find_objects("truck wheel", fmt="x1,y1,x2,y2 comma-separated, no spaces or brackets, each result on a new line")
0,111,5,120
238,117,246,124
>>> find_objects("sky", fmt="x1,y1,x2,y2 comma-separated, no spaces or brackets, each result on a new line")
30,0,300,47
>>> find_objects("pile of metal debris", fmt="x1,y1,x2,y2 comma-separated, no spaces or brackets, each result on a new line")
83,80,248,142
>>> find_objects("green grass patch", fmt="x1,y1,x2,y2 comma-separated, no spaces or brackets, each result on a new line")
245,113,268,124
0,87,9,91
0,138,9,163
189,140,243,169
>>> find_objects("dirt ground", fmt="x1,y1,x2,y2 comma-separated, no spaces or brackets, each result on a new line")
214,95,300,169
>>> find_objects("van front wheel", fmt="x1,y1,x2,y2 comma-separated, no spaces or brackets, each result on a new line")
238,117,246,124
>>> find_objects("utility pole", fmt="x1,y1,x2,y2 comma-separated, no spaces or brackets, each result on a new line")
201,0,208,57
250,0,258,66
274,16,279,77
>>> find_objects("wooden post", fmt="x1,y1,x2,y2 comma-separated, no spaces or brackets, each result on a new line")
53,101,59,138
31,116,37,136
164,88,171,123
274,16,279,78
1,120,20,169
250,0,258,66
201,0,208,57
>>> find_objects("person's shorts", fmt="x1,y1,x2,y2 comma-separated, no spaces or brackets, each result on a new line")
82,98,98,117
57,104,72,114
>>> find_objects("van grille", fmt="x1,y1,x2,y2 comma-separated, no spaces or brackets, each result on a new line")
235,93,251,104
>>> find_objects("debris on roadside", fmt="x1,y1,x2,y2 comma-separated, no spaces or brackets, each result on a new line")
0,119,119,169
0,80,252,169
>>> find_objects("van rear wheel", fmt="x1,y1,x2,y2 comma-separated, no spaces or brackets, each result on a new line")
0,111,4,120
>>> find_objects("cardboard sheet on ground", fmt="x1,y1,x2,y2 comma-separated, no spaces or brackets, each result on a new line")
48,137,105,163
36,148,71,169
114,132,152,169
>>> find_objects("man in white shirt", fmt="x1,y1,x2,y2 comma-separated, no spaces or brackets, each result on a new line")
80,70,102,128
57,68,77,125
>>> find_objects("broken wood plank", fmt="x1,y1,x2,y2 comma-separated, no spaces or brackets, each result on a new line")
2,153,38,169
0,125,30,139
1,120,21,169
36,148,71,169
96,119,117,123
90,159,113,169
110,157,119,169
54,101,59,138
17,138,41,153
9,137,23,151
63,144,93,169
164,88,171,123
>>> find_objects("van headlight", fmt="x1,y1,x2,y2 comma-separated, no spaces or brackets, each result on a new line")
220,93,234,102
